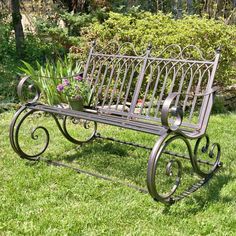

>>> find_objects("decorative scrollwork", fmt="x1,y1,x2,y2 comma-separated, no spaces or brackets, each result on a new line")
61,116,97,144
147,133,190,204
9,106,49,161
161,92,183,131
9,107,98,161
92,41,219,62
192,134,221,178
152,44,217,61
17,76,41,104
93,41,146,56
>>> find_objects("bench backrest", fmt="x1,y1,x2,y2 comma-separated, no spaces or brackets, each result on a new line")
83,42,220,131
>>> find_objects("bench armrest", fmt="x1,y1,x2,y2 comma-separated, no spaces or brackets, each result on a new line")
161,87,218,131
161,92,183,131
17,76,41,104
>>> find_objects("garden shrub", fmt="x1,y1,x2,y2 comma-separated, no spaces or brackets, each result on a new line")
78,11,236,87
34,8,108,51
0,12,65,103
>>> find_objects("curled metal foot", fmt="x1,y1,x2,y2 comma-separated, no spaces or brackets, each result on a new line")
9,106,50,161
60,116,97,144
147,133,192,204
192,134,221,178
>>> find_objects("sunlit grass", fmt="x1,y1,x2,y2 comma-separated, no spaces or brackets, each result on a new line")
0,111,236,235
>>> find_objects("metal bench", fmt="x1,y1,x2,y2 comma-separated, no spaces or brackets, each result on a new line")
10,42,222,204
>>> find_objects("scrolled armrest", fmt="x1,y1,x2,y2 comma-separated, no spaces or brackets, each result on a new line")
17,76,41,104
161,92,183,131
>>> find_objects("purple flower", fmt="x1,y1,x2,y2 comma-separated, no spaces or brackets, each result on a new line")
57,84,64,92
62,79,70,86
74,75,83,81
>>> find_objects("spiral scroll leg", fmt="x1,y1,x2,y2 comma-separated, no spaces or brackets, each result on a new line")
61,116,97,145
192,134,221,178
147,133,193,204
9,106,50,161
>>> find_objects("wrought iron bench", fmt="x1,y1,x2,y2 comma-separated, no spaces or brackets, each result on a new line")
10,42,222,204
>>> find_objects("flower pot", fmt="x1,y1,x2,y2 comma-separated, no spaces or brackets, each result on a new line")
68,97,84,111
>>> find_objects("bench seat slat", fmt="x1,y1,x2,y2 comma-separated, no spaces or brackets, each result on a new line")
29,104,200,137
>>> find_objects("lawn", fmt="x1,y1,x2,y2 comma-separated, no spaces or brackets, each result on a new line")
0,111,236,235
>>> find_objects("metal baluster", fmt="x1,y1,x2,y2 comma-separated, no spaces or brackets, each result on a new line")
174,63,189,107
94,56,115,107
155,61,178,117
189,67,208,121
182,64,194,112
102,57,122,108
129,44,152,115
139,62,155,115
83,41,96,80
108,58,127,109
123,59,144,112
115,60,129,110
147,61,163,116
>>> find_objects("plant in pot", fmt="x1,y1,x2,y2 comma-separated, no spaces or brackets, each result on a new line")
57,74,91,111
19,57,82,106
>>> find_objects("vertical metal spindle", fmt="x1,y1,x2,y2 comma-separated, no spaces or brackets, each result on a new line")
95,58,110,107
189,68,205,121
101,57,121,108
83,40,96,81
115,61,129,110
155,61,178,118
198,48,221,130
182,64,194,112
123,60,143,112
147,61,163,117
129,43,152,115
139,63,155,116
108,59,127,108
174,65,188,107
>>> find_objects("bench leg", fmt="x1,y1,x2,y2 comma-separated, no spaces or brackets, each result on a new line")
9,105,49,161
147,132,188,204
9,106,98,161
190,134,222,178
146,132,222,204
53,115,97,145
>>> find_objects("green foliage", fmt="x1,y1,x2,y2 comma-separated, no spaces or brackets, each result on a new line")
0,22,15,65
34,8,108,51
0,13,65,103
0,18,20,103
212,95,227,114
23,34,66,64
79,12,236,86
19,57,83,105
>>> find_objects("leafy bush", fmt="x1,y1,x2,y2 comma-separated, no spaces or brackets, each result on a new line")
79,11,236,86
0,12,65,103
34,9,108,51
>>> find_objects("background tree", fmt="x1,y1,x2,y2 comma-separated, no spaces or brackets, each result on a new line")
11,0,24,58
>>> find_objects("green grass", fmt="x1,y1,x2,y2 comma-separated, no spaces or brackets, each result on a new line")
0,111,236,235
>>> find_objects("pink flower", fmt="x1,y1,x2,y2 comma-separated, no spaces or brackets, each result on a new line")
62,79,70,86
74,75,83,81
57,84,64,92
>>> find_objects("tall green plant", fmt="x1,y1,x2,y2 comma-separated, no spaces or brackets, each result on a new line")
19,57,82,105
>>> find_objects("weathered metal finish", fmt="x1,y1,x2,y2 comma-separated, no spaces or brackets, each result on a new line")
10,42,222,204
